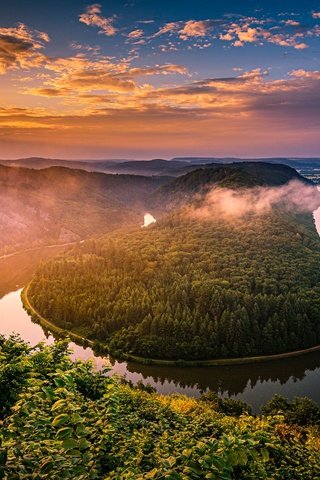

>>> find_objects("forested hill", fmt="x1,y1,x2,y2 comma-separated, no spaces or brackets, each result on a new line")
28,163,320,361
148,162,311,212
0,165,168,254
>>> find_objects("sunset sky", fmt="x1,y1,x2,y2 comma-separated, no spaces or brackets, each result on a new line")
1,0,320,159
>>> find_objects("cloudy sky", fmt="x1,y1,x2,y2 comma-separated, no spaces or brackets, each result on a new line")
1,0,320,159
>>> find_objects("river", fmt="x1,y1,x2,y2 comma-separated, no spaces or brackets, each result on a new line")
1,211,320,413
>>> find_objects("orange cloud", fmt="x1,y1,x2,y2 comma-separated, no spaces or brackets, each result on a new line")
79,4,117,36
153,22,180,37
179,20,214,40
0,23,49,73
127,29,144,39
220,22,309,49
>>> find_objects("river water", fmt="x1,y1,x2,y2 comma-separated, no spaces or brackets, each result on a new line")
1,210,320,413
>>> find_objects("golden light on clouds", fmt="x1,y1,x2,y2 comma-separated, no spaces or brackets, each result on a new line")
0,3,320,158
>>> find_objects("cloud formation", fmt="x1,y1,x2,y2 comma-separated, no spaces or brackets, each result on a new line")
79,4,117,36
151,13,318,51
0,23,49,73
179,20,214,40
0,4,319,158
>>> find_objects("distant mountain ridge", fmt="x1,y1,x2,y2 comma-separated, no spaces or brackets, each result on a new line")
1,156,320,178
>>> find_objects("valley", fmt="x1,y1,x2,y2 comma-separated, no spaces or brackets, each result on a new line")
0,165,167,254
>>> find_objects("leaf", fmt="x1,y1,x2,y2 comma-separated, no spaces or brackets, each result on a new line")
40,459,54,473
182,449,192,459
71,413,83,424
42,387,54,400
76,424,86,436
52,414,70,427
261,448,269,462
237,448,248,466
62,438,79,451
54,378,65,388
79,438,90,450
56,427,73,439
67,449,82,457
51,399,67,411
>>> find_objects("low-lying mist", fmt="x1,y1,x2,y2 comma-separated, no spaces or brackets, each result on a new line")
190,180,320,221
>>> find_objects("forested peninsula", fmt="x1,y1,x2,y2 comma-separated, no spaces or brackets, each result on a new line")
26,164,320,362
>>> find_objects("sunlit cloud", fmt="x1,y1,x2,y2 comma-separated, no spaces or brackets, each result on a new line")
79,4,117,36
179,20,214,40
127,29,144,39
0,4,319,159
152,14,318,51
283,19,300,26
153,22,180,37
220,21,309,49
0,23,49,73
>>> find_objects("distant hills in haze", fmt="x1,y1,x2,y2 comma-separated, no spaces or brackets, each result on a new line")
1,156,320,178
1,159,319,255
0,165,167,254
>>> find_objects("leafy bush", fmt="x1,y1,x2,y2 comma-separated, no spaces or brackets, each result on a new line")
262,394,320,426
1,337,320,479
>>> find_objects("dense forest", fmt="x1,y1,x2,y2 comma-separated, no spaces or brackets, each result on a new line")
25,163,320,361
1,336,320,479
28,210,320,360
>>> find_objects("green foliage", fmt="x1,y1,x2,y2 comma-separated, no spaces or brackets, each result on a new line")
1,338,320,479
200,391,252,416
261,394,320,426
28,206,320,360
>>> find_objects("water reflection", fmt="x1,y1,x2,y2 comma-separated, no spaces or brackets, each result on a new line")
1,287,320,413
1,219,320,413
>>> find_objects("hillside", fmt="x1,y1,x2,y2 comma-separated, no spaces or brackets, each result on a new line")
148,162,312,213
27,163,320,361
0,165,168,254
1,337,320,479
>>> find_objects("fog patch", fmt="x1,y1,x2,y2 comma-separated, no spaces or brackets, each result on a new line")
142,213,156,227
190,180,320,221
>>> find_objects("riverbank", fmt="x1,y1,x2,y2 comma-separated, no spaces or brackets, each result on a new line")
22,284,94,349
22,282,320,367
0,240,83,261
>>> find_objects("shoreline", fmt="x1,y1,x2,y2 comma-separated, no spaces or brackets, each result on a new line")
22,282,320,367
0,240,83,262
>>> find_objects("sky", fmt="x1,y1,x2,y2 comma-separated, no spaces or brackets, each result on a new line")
0,0,320,159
